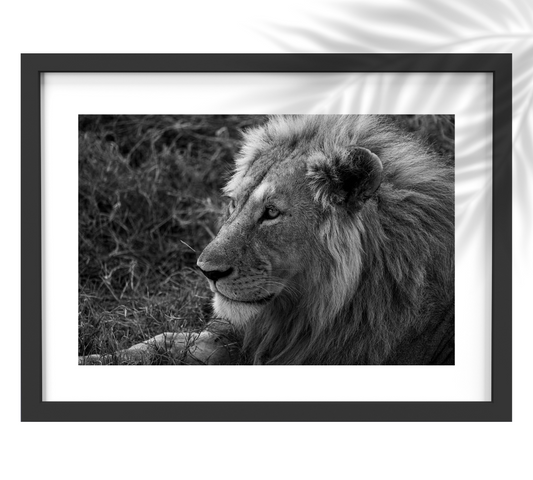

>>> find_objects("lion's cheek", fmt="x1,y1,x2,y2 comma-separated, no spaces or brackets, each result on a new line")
258,231,309,278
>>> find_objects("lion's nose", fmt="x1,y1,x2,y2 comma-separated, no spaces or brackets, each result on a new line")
198,266,233,282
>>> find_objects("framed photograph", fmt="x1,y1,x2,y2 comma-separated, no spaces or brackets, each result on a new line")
21,53,511,421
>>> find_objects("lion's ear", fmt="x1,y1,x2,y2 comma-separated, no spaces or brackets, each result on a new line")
307,146,383,209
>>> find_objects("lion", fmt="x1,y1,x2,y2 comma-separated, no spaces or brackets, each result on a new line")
80,115,454,366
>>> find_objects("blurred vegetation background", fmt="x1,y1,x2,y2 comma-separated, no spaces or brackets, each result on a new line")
78,114,453,362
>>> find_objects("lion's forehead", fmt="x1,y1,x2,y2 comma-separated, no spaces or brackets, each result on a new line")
231,152,307,202
250,181,274,202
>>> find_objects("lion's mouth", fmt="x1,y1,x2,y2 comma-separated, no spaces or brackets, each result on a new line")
217,292,275,306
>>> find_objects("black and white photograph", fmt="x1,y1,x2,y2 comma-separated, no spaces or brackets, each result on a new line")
78,114,455,366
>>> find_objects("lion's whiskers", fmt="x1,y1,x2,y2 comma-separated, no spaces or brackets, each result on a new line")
263,278,302,300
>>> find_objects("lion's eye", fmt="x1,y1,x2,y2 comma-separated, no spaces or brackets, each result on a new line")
262,206,280,221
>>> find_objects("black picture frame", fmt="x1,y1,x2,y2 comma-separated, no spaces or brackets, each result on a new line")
21,53,512,422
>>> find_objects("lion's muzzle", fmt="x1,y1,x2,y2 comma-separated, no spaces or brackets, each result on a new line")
197,265,233,282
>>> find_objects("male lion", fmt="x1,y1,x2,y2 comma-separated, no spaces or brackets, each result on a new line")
80,115,454,365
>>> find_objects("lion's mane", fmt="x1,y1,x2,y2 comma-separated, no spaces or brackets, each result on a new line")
240,116,454,365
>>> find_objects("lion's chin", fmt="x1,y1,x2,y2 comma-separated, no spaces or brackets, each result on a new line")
213,293,265,329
